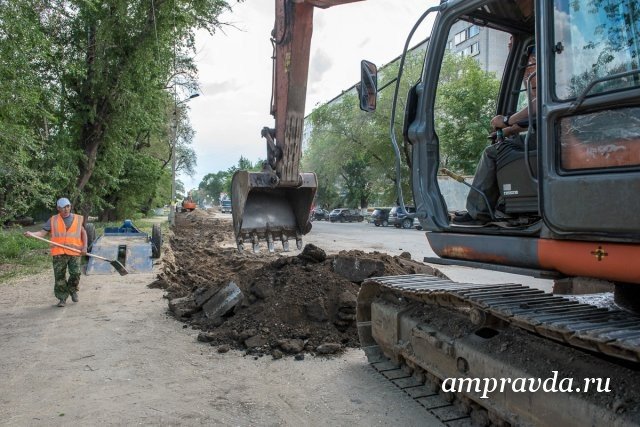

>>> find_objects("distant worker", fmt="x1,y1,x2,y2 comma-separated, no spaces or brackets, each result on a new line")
454,45,537,224
25,198,88,307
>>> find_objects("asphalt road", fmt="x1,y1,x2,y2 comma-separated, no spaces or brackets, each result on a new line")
302,219,554,292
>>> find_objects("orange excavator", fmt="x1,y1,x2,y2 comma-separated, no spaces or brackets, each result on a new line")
233,0,640,424
181,193,196,212
231,0,362,253
355,1,640,424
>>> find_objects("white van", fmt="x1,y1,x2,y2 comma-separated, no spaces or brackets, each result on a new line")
221,199,232,213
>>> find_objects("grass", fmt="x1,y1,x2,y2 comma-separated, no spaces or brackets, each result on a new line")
95,217,170,239
0,228,51,282
0,215,169,283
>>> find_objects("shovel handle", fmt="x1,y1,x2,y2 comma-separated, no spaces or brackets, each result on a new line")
26,233,106,260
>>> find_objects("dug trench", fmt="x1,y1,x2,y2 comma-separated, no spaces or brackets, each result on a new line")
152,209,439,359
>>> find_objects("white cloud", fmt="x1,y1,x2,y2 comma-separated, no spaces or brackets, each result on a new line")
309,48,333,82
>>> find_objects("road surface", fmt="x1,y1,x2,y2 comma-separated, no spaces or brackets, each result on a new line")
0,217,444,426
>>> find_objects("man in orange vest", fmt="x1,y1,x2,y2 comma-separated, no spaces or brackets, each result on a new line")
25,198,88,307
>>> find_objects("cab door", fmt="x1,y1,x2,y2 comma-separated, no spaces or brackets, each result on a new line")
539,0,640,238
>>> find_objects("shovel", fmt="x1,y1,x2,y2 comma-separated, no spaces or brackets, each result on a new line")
27,233,129,276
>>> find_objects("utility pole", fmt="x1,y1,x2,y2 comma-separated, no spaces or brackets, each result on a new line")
169,92,199,225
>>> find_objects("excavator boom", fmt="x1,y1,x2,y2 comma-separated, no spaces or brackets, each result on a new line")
231,0,363,252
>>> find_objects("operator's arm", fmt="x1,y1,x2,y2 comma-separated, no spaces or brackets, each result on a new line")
489,93,537,138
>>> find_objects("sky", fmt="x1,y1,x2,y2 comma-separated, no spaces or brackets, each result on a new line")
181,0,437,191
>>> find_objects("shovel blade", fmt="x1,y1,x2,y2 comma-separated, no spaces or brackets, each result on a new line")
231,170,316,252
110,260,129,276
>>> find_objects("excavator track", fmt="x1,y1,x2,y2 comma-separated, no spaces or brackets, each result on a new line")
368,356,476,426
357,274,640,426
369,274,640,362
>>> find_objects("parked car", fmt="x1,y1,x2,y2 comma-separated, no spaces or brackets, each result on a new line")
389,206,416,229
371,208,390,227
329,208,364,223
414,217,423,230
220,199,232,213
311,208,329,221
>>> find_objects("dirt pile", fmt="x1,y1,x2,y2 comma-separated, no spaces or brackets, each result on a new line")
153,209,438,359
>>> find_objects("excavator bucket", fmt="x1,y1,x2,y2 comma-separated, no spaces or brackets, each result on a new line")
231,170,316,252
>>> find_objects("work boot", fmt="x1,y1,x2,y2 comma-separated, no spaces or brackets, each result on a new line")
57,299,66,307
71,292,79,302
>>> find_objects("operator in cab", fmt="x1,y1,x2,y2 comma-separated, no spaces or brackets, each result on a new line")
454,44,537,225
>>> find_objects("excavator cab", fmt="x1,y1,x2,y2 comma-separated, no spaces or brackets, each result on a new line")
359,0,640,289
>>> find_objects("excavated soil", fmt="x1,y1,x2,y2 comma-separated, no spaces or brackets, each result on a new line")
153,209,438,359
150,210,640,422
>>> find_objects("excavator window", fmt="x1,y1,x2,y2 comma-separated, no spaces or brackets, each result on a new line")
552,0,640,172
552,0,640,100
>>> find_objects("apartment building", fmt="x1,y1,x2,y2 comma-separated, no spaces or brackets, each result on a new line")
447,21,511,76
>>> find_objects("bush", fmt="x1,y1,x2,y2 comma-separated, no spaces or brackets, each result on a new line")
0,229,50,281
0,230,47,261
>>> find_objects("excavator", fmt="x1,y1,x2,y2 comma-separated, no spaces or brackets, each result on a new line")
233,0,640,424
231,0,362,253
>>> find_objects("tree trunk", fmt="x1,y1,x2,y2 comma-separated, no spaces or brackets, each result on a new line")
76,122,103,192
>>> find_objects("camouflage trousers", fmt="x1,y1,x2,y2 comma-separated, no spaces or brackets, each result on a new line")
52,255,81,300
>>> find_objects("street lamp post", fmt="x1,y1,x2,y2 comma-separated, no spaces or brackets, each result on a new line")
169,92,199,224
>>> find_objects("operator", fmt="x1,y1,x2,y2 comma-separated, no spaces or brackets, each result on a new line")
24,198,88,307
454,47,537,225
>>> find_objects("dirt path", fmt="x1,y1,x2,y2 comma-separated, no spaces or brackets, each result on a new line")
0,241,440,425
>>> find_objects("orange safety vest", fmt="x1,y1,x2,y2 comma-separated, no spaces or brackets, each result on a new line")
50,214,84,256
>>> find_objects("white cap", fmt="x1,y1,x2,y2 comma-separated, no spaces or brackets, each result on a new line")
56,198,71,208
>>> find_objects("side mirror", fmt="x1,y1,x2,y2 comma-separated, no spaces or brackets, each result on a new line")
358,59,377,112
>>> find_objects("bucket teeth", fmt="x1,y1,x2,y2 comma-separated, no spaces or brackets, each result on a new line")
231,170,317,255
236,233,303,253
267,233,275,253
251,233,259,253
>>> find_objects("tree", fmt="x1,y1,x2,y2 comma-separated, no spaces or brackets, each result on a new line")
199,171,228,202
196,157,263,202
304,95,378,208
0,0,238,222
303,49,424,208
303,48,500,207
341,156,372,208
435,52,501,174
0,1,62,223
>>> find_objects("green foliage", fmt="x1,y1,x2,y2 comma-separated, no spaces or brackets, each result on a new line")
0,0,238,224
200,171,228,202
435,52,500,174
0,2,60,222
0,229,50,282
196,156,262,201
303,48,501,206
0,230,46,261
303,49,424,208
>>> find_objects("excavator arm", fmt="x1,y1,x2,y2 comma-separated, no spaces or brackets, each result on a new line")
231,0,363,252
